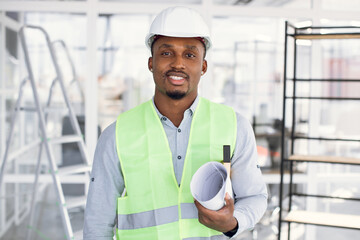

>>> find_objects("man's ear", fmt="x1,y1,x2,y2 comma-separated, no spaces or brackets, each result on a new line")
148,57,153,72
202,59,208,75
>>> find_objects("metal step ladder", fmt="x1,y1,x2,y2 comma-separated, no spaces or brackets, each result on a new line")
0,25,91,240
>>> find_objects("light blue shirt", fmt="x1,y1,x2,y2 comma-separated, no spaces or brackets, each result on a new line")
84,96,267,239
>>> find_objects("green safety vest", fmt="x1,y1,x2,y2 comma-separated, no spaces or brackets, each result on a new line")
115,97,237,240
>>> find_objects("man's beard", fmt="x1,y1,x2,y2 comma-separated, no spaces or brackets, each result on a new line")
166,90,186,100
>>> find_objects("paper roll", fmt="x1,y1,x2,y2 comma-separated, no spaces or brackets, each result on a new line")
190,161,233,211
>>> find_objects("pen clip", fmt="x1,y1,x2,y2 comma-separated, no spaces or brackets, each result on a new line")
223,145,231,163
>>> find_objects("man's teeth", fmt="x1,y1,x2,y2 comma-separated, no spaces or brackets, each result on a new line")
169,75,184,80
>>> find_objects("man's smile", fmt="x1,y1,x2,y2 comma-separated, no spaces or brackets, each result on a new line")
166,71,189,86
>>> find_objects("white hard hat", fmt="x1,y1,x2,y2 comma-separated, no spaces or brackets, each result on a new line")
145,6,212,51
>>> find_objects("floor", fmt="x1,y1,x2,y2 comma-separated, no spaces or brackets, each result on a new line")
2,186,84,240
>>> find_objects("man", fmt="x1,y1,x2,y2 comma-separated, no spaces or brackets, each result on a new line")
84,6,267,240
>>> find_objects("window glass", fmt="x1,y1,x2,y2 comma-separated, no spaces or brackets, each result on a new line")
211,16,285,120
6,28,17,58
211,16,284,170
211,17,311,170
314,20,360,140
5,27,19,89
97,14,154,130
5,12,20,22
24,13,87,114
284,19,360,161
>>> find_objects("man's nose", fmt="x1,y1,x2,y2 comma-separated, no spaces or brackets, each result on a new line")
170,55,185,69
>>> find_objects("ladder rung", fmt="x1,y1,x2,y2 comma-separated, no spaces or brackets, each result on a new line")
65,196,86,209
58,164,91,175
48,135,82,144
284,210,360,229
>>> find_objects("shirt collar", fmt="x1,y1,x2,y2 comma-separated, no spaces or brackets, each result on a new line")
152,95,200,119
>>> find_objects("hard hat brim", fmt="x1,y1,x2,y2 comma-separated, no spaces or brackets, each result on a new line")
145,33,212,51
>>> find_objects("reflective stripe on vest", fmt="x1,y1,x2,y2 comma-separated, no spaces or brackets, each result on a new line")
181,203,198,219
117,203,197,230
115,97,236,240
183,236,225,240
117,205,179,230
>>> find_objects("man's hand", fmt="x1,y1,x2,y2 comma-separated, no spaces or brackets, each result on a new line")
194,193,238,233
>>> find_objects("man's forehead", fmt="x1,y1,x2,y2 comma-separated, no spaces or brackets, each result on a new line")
153,36,205,51
158,43,200,51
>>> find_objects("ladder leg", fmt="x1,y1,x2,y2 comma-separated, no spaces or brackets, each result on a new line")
287,222,291,240
26,142,44,240
26,72,58,240
42,139,74,239
34,89,74,239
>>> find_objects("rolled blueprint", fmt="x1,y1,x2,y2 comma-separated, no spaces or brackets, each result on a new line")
190,161,233,211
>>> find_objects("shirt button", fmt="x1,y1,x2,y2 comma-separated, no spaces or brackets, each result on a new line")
178,129,181,133
161,117,167,121
177,155,181,160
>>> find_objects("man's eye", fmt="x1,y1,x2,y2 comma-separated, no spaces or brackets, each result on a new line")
186,53,196,58
161,52,171,56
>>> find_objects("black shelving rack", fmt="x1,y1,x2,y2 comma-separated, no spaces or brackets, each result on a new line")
278,21,360,240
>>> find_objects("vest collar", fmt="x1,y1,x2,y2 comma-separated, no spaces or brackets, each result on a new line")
151,95,200,120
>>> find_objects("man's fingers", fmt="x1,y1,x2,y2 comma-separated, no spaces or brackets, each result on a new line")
224,193,234,206
194,199,214,215
198,213,212,225
194,199,204,210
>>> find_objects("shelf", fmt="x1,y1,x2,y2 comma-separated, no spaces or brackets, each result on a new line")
292,193,360,202
284,210,360,230
280,22,360,239
296,26,360,30
293,33,360,40
294,136,360,142
287,155,360,165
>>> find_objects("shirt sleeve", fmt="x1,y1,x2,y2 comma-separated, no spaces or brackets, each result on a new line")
230,113,268,238
83,122,125,240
